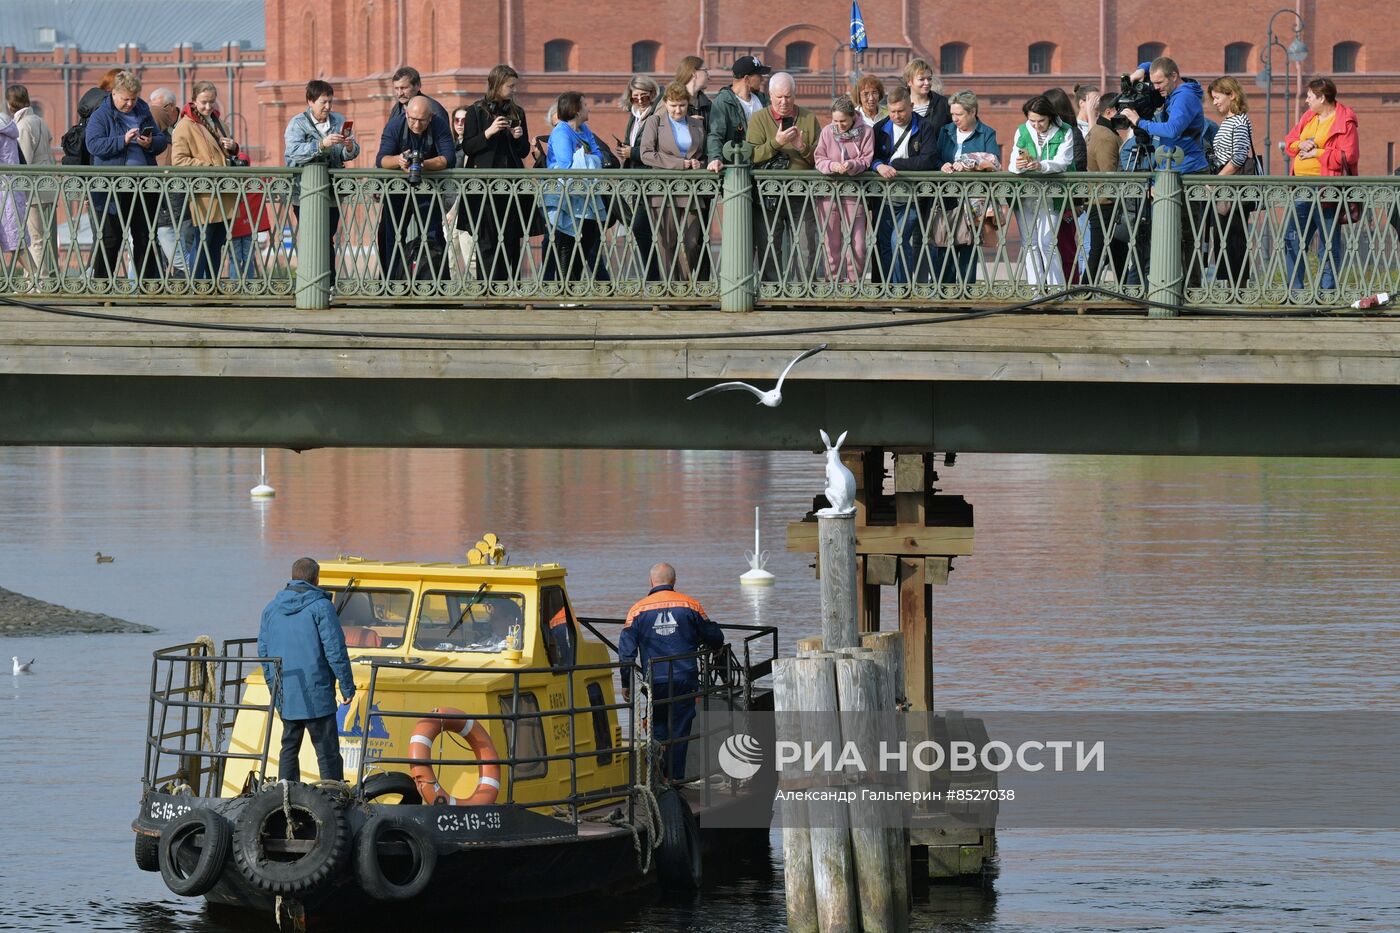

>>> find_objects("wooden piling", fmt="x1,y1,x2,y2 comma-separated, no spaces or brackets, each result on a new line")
819,513,858,650
836,657,896,933
774,659,818,933
794,655,856,933
863,645,911,930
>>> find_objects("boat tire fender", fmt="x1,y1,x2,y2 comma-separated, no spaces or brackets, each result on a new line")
158,808,232,897
135,829,161,873
233,782,349,896
655,788,702,893
354,812,438,901
360,771,423,805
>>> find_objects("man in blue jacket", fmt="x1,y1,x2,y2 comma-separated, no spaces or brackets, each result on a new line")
375,95,455,282
1119,57,1207,173
871,87,940,284
619,563,725,781
258,558,355,782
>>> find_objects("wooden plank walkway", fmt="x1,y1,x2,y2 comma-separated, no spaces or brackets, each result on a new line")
3,304,1400,386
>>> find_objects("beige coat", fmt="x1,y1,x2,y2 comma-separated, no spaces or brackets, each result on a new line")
639,112,705,169
171,115,237,224
15,110,56,204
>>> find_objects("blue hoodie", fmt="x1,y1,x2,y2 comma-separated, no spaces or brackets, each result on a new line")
258,581,355,720
1133,63,1207,173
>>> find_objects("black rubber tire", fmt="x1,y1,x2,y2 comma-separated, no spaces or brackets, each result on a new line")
134,830,160,872
655,788,702,892
232,783,349,896
360,771,422,805
354,812,438,901
158,808,232,897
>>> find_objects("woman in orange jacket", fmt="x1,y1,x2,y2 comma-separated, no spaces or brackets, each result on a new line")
1282,77,1359,292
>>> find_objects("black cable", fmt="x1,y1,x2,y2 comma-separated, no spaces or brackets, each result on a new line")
0,285,1373,345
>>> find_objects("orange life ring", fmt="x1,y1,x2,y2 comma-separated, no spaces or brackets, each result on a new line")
408,706,501,805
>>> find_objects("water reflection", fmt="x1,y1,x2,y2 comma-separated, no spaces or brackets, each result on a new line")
0,447,1396,931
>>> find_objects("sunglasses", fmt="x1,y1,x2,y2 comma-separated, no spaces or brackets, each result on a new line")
630,94,653,102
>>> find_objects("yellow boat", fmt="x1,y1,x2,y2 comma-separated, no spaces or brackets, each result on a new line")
132,553,777,924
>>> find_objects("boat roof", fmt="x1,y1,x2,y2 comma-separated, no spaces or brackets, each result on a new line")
319,557,568,587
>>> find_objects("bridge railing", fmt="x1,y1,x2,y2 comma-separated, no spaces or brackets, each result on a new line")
2,163,1397,312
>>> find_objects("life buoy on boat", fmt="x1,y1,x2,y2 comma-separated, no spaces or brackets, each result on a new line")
408,706,501,805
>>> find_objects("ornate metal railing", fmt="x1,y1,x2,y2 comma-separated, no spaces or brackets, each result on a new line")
2,161,1397,312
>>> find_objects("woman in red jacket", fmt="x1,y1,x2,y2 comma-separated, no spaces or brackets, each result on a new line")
1282,77,1359,292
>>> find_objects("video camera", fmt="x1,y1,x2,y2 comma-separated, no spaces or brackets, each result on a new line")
1117,73,1164,122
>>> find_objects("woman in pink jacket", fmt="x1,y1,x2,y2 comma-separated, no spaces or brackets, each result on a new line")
814,95,874,283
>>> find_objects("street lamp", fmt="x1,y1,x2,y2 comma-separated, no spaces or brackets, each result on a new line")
1259,9,1308,174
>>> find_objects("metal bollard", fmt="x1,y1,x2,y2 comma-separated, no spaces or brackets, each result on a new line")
719,141,756,313
295,163,332,310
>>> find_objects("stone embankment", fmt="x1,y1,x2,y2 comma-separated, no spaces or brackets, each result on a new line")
0,586,155,636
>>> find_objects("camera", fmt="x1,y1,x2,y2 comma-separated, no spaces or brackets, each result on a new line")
405,149,423,185
1118,73,1164,120
227,155,251,168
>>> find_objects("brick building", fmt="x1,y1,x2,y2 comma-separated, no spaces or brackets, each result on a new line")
0,0,267,158
259,0,1399,173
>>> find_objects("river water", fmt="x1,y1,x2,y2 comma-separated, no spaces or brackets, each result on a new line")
0,447,1396,931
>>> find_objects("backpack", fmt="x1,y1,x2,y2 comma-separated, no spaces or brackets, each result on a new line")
60,119,91,166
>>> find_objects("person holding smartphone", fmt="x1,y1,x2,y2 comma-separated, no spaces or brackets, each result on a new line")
746,71,821,282
84,70,169,280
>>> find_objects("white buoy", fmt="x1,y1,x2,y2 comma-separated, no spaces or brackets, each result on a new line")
250,448,276,498
740,505,776,586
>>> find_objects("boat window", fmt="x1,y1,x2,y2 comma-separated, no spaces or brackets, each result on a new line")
322,587,413,650
498,692,548,780
539,585,577,669
414,591,527,653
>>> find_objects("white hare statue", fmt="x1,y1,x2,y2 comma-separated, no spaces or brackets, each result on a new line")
816,429,857,516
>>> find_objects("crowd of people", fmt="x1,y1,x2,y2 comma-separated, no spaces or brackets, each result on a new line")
0,54,1385,295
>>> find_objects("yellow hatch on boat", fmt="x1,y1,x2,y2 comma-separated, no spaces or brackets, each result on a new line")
222,555,630,810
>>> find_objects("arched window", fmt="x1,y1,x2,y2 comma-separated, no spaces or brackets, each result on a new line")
785,41,814,73
544,39,574,73
1333,41,1360,73
1028,42,1054,75
1136,42,1166,65
631,40,660,73
1224,42,1251,74
940,42,967,76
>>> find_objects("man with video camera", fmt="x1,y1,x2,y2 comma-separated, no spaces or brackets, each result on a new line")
375,95,454,282
1118,56,1208,288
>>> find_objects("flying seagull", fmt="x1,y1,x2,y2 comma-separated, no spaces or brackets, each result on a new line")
12,657,34,675
686,344,828,408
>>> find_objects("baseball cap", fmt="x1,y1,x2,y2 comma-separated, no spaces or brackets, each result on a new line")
732,56,772,78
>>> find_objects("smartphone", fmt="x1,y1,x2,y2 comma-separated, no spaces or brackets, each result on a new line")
613,135,624,147
779,116,795,131
341,120,354,135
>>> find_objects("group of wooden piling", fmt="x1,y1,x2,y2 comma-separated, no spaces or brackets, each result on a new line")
774,632,911,933
774,510,912,932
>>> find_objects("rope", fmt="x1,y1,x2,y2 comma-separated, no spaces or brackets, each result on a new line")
193,635,218,794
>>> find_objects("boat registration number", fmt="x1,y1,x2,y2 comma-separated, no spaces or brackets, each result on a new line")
435,810,503,833
148,798,194,822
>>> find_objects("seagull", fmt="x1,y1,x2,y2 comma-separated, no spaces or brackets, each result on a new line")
12,657,34,675
95,552,114,564
686,344,828,408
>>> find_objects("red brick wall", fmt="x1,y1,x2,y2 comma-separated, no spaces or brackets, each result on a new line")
1,45,268,161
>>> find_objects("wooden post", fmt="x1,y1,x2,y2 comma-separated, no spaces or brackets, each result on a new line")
864,651,911,932
819,514,858,650
836,657,895,933
860,631,906,710
795,655,856,933
897,557,932,712
774,660,818,933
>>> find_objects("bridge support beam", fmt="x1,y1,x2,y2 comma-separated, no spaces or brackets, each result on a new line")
719,142,756,313
295,163,332,311
1147,167,1184,318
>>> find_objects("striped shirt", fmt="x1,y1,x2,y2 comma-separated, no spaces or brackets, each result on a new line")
1213,113,1254,171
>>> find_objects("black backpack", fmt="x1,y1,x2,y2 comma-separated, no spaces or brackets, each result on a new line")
60,119,91,165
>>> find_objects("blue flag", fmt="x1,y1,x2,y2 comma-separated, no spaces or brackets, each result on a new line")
850,0,869,52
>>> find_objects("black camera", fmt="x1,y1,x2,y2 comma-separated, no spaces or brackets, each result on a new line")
1118,73,1164,119
227,154,251,168
405,149,423,185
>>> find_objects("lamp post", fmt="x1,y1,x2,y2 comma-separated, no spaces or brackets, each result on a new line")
1257,9,1308,175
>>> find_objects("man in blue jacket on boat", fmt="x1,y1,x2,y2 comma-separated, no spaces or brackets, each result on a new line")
620,563,726,782
258,557,355,782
